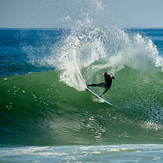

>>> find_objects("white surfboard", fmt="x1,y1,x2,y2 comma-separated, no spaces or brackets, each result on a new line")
86,87,113,106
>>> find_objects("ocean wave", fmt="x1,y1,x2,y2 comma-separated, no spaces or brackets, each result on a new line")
0,69,162,145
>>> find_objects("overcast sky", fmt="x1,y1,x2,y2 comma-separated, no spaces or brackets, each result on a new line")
0,0,163,28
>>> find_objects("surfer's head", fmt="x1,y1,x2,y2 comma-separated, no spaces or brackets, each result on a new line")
103,72,107,77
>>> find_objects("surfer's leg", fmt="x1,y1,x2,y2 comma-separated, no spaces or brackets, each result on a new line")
87,83,105,87
102,88,109,95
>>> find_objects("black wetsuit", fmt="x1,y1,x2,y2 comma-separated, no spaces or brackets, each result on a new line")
87,74,112,95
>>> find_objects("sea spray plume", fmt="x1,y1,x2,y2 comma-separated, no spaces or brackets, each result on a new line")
27,0,163,91
52,17,108,91
40,24,163,91
104,29,163,74
35,0,108,90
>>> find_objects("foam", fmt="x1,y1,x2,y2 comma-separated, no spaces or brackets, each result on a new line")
50,23,162,91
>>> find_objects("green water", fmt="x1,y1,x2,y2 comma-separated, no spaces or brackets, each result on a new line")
0,67,162,146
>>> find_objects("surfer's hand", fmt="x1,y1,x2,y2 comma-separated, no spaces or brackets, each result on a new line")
110,73,115,79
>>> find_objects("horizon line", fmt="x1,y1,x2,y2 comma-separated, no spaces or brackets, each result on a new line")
0,27,163,30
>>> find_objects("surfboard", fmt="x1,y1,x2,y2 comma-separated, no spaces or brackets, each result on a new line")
86,87,113,106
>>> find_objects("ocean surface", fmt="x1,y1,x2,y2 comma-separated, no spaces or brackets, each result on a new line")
0,27,163,162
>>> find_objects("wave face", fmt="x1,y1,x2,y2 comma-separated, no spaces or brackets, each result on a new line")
0,67,162,145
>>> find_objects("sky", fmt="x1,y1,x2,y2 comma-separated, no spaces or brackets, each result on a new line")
0,0,163,28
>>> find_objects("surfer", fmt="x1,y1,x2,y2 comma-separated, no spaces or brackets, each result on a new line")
87,72,115,97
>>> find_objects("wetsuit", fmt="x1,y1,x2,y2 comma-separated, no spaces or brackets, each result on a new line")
87,74,112,96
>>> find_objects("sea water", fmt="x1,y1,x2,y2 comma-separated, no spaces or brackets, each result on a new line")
0,27,163,162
